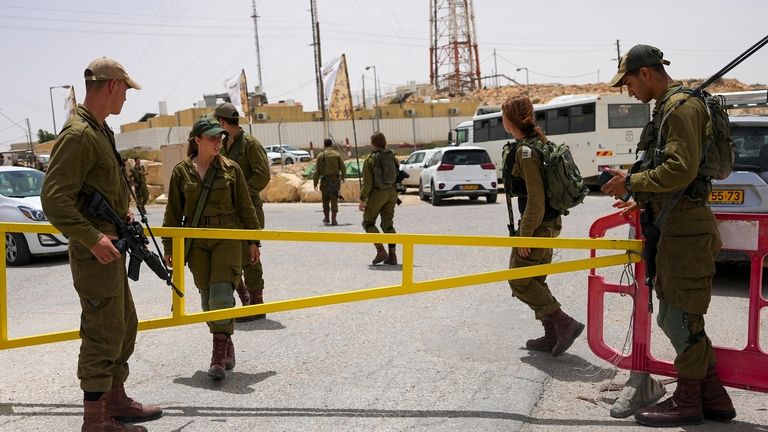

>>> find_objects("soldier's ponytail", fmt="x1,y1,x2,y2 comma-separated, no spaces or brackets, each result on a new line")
502,95,547,144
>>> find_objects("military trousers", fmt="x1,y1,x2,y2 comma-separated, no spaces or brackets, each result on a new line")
134,182,148,208
240,202,264,291
320,178,341,213
507,218,562,320
187,236,242,335
362,188,397,234
657,301,714,380
70,239,138,392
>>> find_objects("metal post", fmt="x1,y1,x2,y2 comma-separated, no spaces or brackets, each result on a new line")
516,67,529,96
49,85,72,135
365,65,380,131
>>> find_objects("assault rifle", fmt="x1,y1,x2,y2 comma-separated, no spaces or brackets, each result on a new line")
84,190,183,298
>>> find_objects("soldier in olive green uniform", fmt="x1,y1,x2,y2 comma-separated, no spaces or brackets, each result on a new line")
314,138,346,225
41,57,160,432
213,102,271,321
602,45,735,427
129,157,149,212
162,117,261,380
500,96,585,358
359,132,399,265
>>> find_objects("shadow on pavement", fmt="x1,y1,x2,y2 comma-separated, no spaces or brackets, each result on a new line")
235,318,286,331
520,350,615,383
172,370,277,394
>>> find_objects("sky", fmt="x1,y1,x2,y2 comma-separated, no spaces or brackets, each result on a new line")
0,0,766,150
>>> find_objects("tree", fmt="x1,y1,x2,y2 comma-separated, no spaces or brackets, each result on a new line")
37,129,56,143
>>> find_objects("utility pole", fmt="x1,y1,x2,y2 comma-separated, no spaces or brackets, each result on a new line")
493,48,499,88
310,0,327,138
361,74,366,110
251,0,263,88
615,39,622,93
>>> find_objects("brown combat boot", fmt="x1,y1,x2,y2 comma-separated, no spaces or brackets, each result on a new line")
322,209,330,224
105,383,162,423
83,394,147,432
634,377,704,427
208,333,229,380
372,243,388,265
525,317,557,352
549,308,585,357
384,244,398,265
249,288,266,320
225,335,236,371
234,277,250,306
701,366,736,422
331,211,339,226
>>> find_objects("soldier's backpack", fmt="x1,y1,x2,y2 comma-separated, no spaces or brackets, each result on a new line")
528,139,589,216
658,88,735,180
372,150,399,189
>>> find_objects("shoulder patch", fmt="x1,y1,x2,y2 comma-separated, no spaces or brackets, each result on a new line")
520,145,532,159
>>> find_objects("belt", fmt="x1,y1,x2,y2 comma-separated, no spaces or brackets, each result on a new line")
200,213,238,226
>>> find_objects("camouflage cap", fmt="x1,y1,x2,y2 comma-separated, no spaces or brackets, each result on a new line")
191,117,228,137
214,102,240,119
84,57,142,90
608,44,670,87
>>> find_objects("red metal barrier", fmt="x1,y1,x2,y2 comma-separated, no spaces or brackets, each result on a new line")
588,210,768,392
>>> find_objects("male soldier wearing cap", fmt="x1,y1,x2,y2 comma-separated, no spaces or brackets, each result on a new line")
601,45,735,427
213,102,271,321
42,57,161,431
313,138,346,225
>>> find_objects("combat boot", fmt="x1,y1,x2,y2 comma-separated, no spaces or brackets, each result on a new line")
235,280,258,323
249,287,266,320
83,394,147,432
225,335,236,371
234,278,250,307
634,377,704,427
701,366,736,422
384,244,397,265
322,210,330,225
331,211,339,226
372,243,388,265
549,308,585,357
105,383,162,423
525,317,557,352
208,333,229,380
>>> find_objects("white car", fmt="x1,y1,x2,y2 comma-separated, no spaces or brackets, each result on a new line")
419,146,498,206
399,149,437,190
265,150,282,166
264,145,311,164
0,166,68,265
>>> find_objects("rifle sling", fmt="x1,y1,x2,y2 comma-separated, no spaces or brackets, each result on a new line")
183,164,219,264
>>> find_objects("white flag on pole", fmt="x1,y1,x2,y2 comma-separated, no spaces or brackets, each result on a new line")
224,73,243,114
62,87,76,122
321,56,342,105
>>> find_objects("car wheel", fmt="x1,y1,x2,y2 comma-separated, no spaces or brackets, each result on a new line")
430,182,442,206
6,233,32,266
419,180,428,201
285,158,294,165
486,193,498,204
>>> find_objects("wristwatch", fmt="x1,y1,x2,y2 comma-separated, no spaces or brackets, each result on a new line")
624,174,633,193
248,240,262,247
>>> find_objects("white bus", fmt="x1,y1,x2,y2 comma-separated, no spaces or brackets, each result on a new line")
459,94,651,185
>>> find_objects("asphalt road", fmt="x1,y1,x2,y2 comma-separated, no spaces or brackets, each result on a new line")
0,191,766,431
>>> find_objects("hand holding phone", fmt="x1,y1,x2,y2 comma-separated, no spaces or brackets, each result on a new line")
599,169,631,201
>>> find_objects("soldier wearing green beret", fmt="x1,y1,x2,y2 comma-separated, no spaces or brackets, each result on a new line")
41,57,161,432
162,117,261,381
602,44,735,427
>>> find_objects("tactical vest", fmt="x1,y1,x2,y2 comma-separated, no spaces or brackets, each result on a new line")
630,87,711,205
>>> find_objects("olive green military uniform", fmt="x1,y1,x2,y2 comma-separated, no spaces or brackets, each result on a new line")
313,148,346,212
41,105,135,393
162,156,259,335
130,164,148,210
506,137,562,319
629,82,721,380
221,129,270,292
360,148,398,234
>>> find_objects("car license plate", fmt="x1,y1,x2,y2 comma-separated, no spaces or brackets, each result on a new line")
709,189,744,205
460,184,479,191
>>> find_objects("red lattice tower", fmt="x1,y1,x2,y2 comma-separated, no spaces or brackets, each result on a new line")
429,0,481,95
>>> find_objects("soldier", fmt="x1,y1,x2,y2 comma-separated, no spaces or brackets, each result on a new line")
162,117,261,380
41,57,161,432
602,44,735,427
213,102,271,321
500,95,585,357
313,138,346,225
359,132,399,265
130,157,148,212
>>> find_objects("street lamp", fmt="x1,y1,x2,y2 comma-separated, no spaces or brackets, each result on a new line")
365,65,380,131
49,85,72,135
516,67,529,96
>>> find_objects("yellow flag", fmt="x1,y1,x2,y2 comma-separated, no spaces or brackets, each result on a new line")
239,69,250,122
328,54,352,121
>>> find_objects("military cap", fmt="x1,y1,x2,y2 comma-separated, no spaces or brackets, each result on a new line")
191,117,228,137
609,44,670,87
214,102,240,120
84,57,142,90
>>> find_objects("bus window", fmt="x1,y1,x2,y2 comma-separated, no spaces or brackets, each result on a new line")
456,128,469,145
546,108,569,135
569,103,596,133
608,104,650,128
489,117,510,141
535,111,547,133
473,119,491,142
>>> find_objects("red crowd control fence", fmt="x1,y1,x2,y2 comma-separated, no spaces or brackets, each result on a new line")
588,210,768,393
